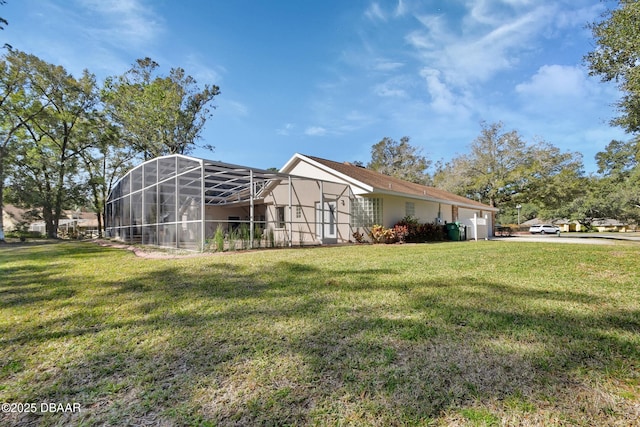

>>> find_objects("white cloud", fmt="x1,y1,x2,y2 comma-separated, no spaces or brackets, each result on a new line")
277,123,295,136
305,126,327,136
373,59,405,72
406,3,559,90
420,68,468,115
515,65,590,98
373,75,410,98
77,0,164,47
225,100,249,116
183,54,226,84
394,0,408,17
365,2,386,22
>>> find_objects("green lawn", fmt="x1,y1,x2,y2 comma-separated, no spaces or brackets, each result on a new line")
1,240,639,426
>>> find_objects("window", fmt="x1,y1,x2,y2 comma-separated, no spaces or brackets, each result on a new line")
276,206,286,228
405,201,415,218
350,197,382,227
296,205,302,219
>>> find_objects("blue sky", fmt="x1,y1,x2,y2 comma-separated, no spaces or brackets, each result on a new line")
3,0,628,173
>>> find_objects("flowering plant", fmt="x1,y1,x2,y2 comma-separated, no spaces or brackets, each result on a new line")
370,224,406,244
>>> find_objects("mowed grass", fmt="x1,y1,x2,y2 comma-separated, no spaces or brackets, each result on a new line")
1,240,639,426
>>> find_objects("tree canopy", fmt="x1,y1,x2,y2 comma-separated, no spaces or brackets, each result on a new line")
102,58,220,159
367,136,431,185
434,122,584,219
1,51,220,238
586,0,640,133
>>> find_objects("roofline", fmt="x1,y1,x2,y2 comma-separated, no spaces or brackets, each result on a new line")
280,153,374,192
368,188,499,212
285,153,497,212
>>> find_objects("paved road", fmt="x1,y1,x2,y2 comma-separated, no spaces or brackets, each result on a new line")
491,233,640,245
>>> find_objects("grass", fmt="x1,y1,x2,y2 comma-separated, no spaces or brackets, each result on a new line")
1,240,639,426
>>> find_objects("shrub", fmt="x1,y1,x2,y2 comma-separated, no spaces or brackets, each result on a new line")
214,225,225,252
393,217,446,242
352,230,366,243
370,224,406,244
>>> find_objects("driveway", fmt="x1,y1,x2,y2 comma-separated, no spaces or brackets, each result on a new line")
490,234,640,245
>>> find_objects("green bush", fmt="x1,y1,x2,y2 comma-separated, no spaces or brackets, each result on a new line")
214,225,225,252
394,216,446,242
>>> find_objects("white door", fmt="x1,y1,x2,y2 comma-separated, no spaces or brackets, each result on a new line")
316,201,337,241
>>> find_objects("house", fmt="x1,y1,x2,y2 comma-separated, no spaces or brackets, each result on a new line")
105,154,354,250
591,218,628,233
280,154,498,241
28,208,99,238
105,153,497,251
552,219,583,233
2,204,27,233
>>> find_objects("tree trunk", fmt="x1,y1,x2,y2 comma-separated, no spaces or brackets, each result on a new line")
97,212,103,238
0,148,5,242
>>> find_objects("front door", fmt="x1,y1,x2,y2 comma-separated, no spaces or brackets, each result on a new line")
316,201,337,242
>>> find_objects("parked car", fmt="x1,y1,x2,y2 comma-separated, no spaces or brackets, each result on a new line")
529,224,560,235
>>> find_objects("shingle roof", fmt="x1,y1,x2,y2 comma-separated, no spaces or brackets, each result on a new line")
303,155,495,210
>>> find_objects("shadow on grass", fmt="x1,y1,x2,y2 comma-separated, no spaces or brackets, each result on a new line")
1,243,639,426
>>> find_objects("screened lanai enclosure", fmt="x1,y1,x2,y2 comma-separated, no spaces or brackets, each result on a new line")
105,154,356,251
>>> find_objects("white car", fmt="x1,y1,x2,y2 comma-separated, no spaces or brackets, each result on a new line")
529,224,560,235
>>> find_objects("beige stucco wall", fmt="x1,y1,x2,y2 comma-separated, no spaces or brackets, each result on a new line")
264,178,353,245
287,161,369,196
377,194,453,227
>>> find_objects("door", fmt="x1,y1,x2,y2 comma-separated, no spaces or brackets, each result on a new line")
316,201,337,242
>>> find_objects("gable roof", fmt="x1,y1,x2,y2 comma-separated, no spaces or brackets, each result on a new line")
285,154,497,211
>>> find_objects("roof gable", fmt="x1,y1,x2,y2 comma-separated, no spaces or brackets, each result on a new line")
290,154,496,211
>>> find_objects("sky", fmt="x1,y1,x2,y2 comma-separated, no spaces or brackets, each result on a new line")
2,0,629,173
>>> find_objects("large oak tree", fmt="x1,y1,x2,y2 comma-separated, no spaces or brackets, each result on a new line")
102,58,220,160
434,122,584,218
8,52,98,238
367,136,432,185
586,0,640,133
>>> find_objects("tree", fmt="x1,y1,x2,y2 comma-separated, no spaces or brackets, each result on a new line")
524,141,585,217
367,136,431,184
584,138,640,224
434,122,584,219
77,114,135,237
434,122,530,208
595,138,639,180
586,0,640,133
0,49,49,241
1,0,9,50
102,58,220,160
8,52,98,238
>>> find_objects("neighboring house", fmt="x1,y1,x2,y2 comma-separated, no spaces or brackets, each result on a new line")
29,209,99,238
591,218,628,232
2,204,26,233
280,154,498,241
554,219,583,233
105,153,498,251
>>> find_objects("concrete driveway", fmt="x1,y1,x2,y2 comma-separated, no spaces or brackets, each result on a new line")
491,233,640,245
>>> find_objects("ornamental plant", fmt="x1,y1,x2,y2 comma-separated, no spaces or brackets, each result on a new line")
394,216,446,242
370,224,401,244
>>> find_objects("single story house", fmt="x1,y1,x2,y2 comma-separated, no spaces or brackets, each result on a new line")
29,208,99,238
2,204,27,233
591,218,629,233
105,153,497,251
280,154,498,241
